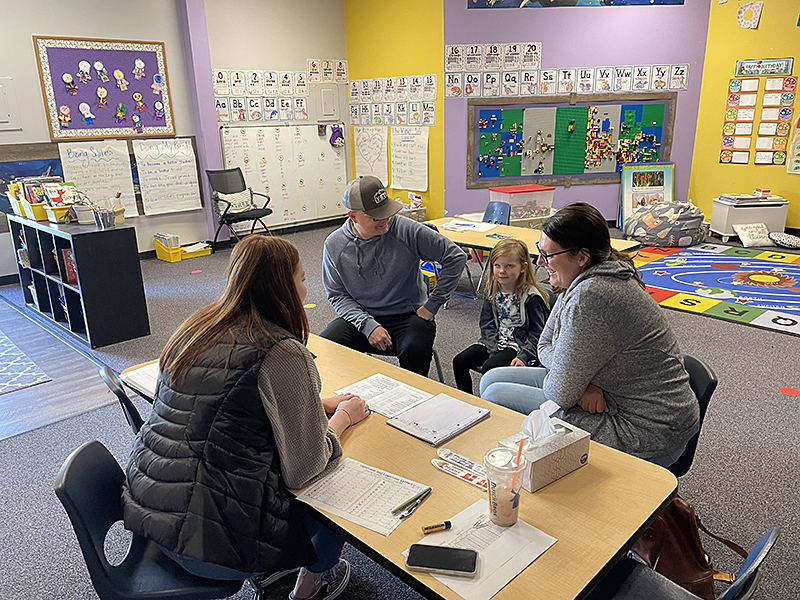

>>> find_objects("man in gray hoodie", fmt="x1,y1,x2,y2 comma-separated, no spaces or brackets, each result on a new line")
321,176,466,376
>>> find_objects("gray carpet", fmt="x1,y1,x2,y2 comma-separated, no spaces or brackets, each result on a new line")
0,223,797,599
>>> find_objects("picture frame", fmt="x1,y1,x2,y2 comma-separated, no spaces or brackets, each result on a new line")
618,161,675,227
33,36,175,140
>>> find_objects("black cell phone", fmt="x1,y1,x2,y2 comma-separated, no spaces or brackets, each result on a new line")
405,544,478,577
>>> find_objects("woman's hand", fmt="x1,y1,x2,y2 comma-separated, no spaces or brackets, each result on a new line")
577,383,608,414
329,394,370,435
510,358,526,367
322,393,358,415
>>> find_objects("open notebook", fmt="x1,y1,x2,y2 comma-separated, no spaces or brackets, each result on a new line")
387,393,490,447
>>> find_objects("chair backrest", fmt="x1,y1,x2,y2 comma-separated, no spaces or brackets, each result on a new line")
99,366,144,435
482,201,511,225
205,168,246,195
718,527,779,600
668,354,718,477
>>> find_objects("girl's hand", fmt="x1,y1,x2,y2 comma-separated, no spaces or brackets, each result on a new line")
337,395,370,425
577,383,608,414
510,358,526,367
322,393,358,415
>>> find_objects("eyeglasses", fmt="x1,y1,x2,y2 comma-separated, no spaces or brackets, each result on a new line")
536,242,577,265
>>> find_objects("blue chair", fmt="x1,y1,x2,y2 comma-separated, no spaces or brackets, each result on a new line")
585,527,779,600
54,440,243,600
482,201,511,225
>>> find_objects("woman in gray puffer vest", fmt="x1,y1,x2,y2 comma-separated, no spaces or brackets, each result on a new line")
122,235,369,600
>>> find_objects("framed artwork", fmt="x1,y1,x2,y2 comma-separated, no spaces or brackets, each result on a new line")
33,36,174,140
618,161,675,226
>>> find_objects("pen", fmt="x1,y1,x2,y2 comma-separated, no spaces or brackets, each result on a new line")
422,521,451,535
392,486,432,515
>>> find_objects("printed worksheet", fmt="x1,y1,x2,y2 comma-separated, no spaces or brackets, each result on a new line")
297,459,429,536
336,373,432,417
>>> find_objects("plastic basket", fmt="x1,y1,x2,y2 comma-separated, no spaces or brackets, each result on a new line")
154,238,183,262
22,201,48,221
45,205,72,224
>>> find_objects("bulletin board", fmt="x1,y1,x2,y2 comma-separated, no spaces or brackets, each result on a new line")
33,36,175,141
467,92,677,189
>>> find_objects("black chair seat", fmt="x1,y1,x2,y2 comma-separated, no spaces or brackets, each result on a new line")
224,207,273,223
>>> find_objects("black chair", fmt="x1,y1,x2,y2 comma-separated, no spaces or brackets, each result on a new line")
206,167,273,250
585,527,779,600
668,354,718,478
54,440,243,600
99,366,144,435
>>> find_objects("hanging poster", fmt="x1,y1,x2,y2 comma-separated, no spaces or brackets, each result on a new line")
502,44,522,71
247,97,263,121
263,97,278,120
229,71,247,95
247,71,264,96
423,74,437,100
354,126,389,185
230,97,247,121
360,80,372,104
383,102,395,125
464,44,484,71
263,72,279,96
408,102,422,125
595,67,613,92
445,73,463,98
294,97,308,120
334,60,348,83
633,66,651,91
384,77,397,101
279,97,292,120
482,72,500,97
371,79,384,103
520,42,542,70
445,45,466,72
409,76,423,101
371,103,382,125
557,69,576,94
294,72,309,96
321,60,335,82
464,73,481,97
539,70,557,95
520,71,539,96
651,65,670,90
132,138,202,215
215,97,230,122
349,81,360,105
349,104,359,125
502,71,520,96
34,36,174,140
669,65,689,90
613,67,633,92
483,44,502,71
391,126,429,192
279,72,294,96
577,68,594,93
213,69,230,96
307,59,321,83
422,101,436,126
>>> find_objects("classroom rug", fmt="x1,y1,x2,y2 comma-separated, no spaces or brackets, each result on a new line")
635,242,800,337
0,330,50,395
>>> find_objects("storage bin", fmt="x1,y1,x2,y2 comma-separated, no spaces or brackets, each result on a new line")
22,201,49,221
399,206,427,222
154,238,212,262
72,204,96,225
489,184,556,221
45,205,72,224
6,193,25,216
182,245,212,260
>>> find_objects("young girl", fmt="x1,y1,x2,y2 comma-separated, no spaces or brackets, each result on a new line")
452,238,550,394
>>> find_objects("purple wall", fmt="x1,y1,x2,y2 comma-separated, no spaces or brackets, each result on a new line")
444,2,711,220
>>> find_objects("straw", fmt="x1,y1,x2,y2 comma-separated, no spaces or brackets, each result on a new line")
510,438,524,489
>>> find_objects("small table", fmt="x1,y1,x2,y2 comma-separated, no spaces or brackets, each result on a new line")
709,198,789,243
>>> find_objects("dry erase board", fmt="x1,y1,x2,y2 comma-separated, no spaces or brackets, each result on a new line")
33,36,175,141
467,92,676,189
220,124,348,228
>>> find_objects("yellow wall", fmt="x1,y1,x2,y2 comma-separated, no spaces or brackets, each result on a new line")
343,0,445,218
689,1,800,228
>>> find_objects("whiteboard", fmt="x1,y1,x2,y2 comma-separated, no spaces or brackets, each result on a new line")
219,124,348,228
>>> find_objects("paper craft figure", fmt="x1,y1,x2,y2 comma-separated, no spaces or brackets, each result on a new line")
132,58,146,80
114,69,129,91
62,73,78,95
153,100,164,121
132,91,146,113
115,103,127,123
58,105,71,127
131,113,143,133
77,60,92,83
97,87,108,108
78,103,95,124
94,61,109,83
329,124,345,147
737,2,763,29
151,73,165,95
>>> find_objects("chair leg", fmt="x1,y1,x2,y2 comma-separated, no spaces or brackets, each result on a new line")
256,218,273,236
212,221,225,252
432,349,445,383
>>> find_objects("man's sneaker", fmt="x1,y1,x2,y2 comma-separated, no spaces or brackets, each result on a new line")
251,567,301,600
288,559,351,600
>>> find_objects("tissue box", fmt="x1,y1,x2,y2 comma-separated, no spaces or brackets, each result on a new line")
499,418,590,493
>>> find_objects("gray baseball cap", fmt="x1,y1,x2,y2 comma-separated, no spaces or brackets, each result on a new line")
342,176,403,220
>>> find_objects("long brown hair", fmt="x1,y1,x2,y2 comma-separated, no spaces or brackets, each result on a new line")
541,202,645,289
160,235,309,384
486,238,549,306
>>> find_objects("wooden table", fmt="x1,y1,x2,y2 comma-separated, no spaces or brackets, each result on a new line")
121,335,676,600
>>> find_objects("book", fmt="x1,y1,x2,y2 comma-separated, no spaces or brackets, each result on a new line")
387,393,490,447
718,193,784,205
42,182,79,206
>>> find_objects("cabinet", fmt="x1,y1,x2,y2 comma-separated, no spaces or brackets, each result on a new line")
709,198,789,243
8,215,150,348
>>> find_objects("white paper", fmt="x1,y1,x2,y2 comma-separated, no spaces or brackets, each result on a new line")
354,126,388,185
755,151,773,164
335,373,432,418
59,140,137,216
755,137,774,150
740,78,759,92
297,458,428,536
406,500,557,600
445,45,465,72
133,138,202,215
733,137,751,149
445,73,463,98
737,108,755,121
120,362,159,399
762,93,781,107
762,108,780,121
765,78,784,91
440,219,497,233
388,393,489,446
734,122,753,135
390,126,428,192
731,151,750,164
738,93,757,106
758,122,778,136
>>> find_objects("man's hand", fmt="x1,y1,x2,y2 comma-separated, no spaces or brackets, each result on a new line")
577,383,608,414
416,306,434,321
368,326,393,351
510,357,526,367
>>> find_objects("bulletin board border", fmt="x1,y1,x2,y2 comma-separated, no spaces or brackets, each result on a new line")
466,92,677,189
33,36,175,141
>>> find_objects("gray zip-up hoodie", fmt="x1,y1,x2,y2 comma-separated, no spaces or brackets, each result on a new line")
322,215,467,338
537,260,699,459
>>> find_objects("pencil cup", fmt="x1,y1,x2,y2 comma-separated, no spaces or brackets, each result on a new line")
484,448,527,527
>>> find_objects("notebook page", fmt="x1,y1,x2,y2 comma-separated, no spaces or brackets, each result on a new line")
389,393,490,444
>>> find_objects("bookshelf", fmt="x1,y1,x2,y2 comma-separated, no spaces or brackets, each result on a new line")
7,215,150,348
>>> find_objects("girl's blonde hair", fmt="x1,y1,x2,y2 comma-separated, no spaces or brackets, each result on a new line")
486,238,549,306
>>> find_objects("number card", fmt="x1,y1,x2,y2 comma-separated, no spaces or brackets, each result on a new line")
520,71,538,96
445,45,465,72
445,73,463,98
371,79,384,102
230,71,247,96
383,77,396,101
334,60,348,83
321,60,334,82
246,71,264,96
409,76,423,101
396,76,410,101
307,59,321,83
263,72,279,96
521,42,542,70
464,44,484,71
502,43,521,70
483,44,502,70
360,79,372,104
423,74,437,100
279,72,294,96
213,70,230,96
294,72,309,96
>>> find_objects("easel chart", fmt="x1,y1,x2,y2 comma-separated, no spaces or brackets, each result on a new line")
637,244,800,337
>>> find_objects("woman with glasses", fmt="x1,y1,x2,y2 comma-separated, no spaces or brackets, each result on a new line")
480,202,699,467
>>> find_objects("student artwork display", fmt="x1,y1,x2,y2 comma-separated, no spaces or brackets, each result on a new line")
34,36,174,140
788,116,800,174
469,94,674,188
354,126,389,185
720,71,796,166
618,162,675,227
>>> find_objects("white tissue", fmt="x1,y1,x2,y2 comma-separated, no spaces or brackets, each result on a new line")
521,400,561,443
